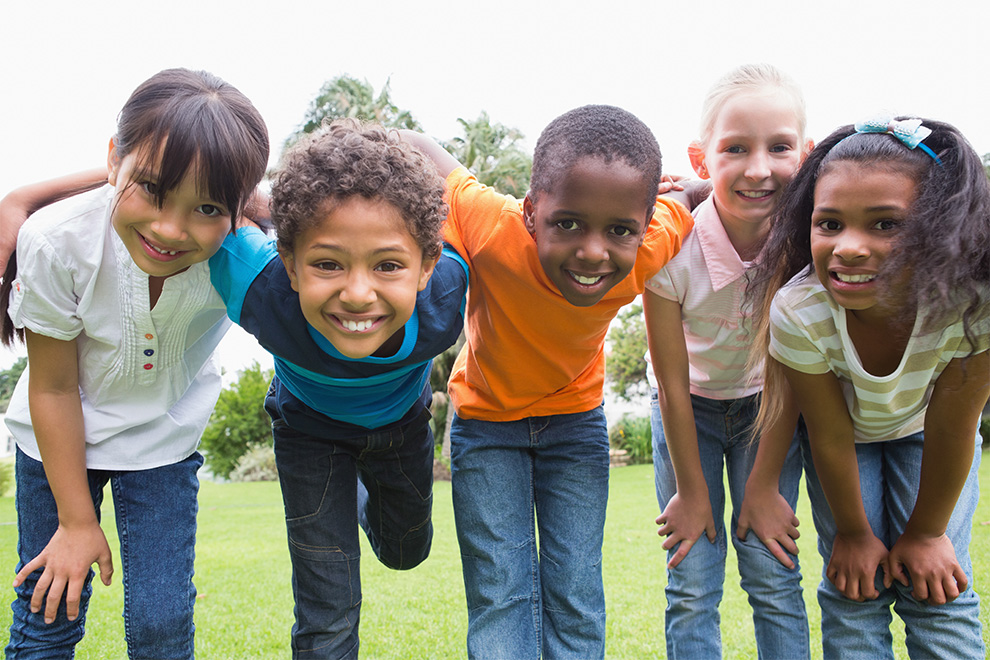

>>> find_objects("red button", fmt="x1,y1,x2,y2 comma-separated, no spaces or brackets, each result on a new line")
143,363,154,370
145,333,154,340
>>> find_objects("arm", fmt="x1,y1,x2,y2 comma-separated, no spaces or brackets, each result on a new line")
643,290,716,568
887,350,990,605
399,130,462,179
0,169,107,273
14,330,113,624
736,383,801,568
781,361,889,601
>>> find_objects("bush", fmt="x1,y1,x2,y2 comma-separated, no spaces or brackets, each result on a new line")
981,413,989,448
201,362,275,479
229,445,278,482
0,461,12,496
608,415,653,464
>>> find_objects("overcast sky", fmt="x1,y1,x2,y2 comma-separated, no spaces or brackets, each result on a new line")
2,0,988,373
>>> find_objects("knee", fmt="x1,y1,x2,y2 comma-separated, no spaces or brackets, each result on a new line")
375,523,433,570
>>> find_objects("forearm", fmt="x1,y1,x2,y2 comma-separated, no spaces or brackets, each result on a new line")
399,130,460,178
747,390,800,492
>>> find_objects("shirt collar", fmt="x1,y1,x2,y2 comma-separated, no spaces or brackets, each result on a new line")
693,196,747,292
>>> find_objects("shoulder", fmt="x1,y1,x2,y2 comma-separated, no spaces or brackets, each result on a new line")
18,187,112,257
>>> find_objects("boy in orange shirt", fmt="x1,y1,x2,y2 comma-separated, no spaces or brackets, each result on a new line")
405,105,693,659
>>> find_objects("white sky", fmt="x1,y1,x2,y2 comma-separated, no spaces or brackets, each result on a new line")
2,0,989,373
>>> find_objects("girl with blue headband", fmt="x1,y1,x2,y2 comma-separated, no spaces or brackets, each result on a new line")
748,116,990,658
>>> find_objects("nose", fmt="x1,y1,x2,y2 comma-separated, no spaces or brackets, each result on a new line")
833,230,870,261
339,270,377,307
744,151,771,181
576,233,609,264
151,206,189,242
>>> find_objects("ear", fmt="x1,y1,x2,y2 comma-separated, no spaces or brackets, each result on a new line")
522,194,537,237
687,142,708,179
639,207,654,246
417,254,438,292
800,138,815,165
107,138,121,186
278,249,300,292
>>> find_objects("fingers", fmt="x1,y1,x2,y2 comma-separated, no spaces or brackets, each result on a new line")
666,538,695,569
764,539,796,570
43,573,67,624
13,554,45,589
98,554,114,587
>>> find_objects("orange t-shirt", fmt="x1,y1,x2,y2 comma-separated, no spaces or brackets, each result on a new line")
443,167,694,421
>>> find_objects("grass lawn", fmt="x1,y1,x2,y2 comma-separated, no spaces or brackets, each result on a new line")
0,455,988,658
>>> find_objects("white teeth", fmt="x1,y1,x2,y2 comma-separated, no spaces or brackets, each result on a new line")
149,243,178,256
835,272,875,283
738,191,770,199
342,319,374,332
572,274,604,285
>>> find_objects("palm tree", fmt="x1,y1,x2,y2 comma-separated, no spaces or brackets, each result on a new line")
445,112,532,198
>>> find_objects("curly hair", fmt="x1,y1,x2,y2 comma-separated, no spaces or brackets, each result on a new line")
529,105,662,208
747,117,990,432
270,119,447,259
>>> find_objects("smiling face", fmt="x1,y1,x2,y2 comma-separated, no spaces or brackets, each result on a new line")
279,196,436,359
523,156,652,307
693,90,807,234
108,141,232,278
810,161,918,322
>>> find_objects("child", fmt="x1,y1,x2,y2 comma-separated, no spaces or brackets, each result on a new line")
1,68,269,658
644,64,813,659
749,116,990,658
405,105,694,659
208,119,468,658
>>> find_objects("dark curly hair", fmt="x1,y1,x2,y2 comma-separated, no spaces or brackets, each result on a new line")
748,117,990,431
529,105,662,208
270,119,447,259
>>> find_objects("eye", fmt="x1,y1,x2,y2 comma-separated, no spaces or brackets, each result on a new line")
314,260,342,272
140,181,160,196
197,203,227,218
725,145,745,154
556,219,580,231
376,262,404,273
875,218,900,231
610,225,635,238
815,218,841,232
770,144,793,153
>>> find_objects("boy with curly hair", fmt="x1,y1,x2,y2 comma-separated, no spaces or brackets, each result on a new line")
209,118,469,659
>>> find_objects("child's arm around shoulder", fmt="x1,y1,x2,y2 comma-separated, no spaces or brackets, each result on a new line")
0,169,107,273
887,349,990,605
14,330,114,624
399,130,461,179
644,288,716,568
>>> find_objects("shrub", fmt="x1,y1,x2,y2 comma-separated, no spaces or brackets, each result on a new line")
200,362,275,479
229,445,278,482
608,415,653,464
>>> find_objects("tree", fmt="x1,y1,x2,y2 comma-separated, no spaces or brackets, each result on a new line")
444,112,532,198
0,357,26,413
285,75,421,150
200,362,275,479
606,303,649,401
983,153,990,179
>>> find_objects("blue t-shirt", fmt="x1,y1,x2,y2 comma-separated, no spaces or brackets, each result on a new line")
209,228,468,432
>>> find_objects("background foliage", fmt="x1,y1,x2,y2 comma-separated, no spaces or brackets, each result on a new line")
606,303,649,402
200,362,275,479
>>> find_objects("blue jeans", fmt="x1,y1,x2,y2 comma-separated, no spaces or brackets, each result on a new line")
651,390,809,660
270,406,434,660
450,407,610,660
802,432,984,660
6,448,201,660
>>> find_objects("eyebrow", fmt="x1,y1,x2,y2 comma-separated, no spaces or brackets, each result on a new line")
307,243,414,254
813,204,908,214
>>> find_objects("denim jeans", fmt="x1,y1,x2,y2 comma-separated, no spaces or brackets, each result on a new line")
651,390,809,660
6,447,201,660
802,432,984,660
450,407,610,660
270,406,434,660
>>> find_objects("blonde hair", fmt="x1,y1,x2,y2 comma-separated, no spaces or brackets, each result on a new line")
697,63,807,150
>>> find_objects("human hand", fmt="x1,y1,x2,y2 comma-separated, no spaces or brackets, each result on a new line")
13,522,114,623
656,491,716,569
737,484,800,569
657,174,686,195
888,532,967,605
826,531,888,601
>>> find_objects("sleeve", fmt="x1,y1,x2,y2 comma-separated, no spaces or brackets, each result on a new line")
208,227,279,324
767,291,833,375
637,197,694,280
441,167,513,264
8,223,81,340
645,266,677,302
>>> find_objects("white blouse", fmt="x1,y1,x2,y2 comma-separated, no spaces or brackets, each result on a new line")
5,186,230,470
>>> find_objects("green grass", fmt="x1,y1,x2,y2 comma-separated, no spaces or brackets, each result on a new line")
1,457,988,658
